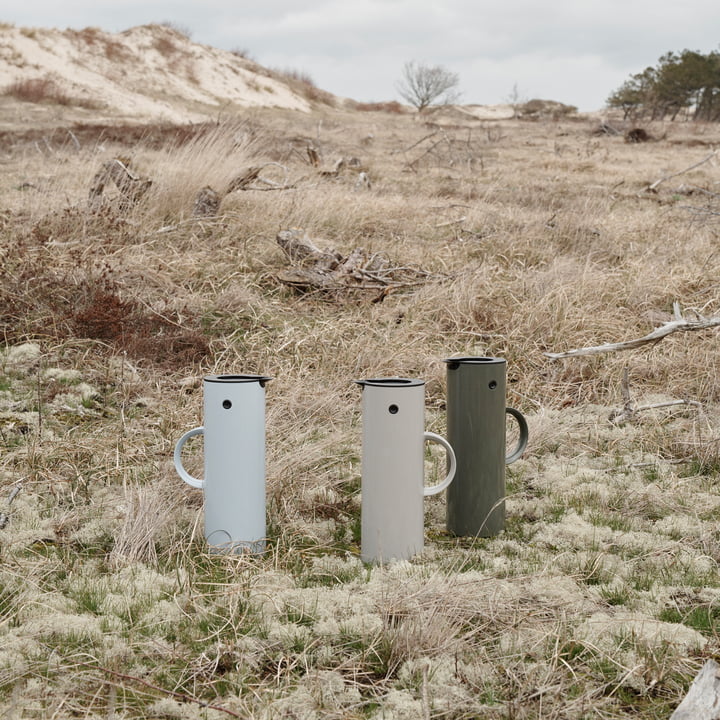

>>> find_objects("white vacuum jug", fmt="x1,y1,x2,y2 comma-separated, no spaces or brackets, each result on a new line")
355,378,456,563
174,374,271,553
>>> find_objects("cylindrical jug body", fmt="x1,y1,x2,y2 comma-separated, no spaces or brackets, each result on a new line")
174,374,271,553
444,357,528,537
356,378,455,563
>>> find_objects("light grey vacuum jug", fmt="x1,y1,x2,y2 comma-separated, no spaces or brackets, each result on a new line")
444,357,528,537
174,374,272,553
355,378,457,563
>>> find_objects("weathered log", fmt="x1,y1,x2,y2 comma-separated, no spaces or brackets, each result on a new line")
192,186,221,217
355,171,372,190
670,659,720,720
225,166,261,193
276,229,342,270
88,158,151,209
306,145,320,167
226,164,294,193
593,123,622,136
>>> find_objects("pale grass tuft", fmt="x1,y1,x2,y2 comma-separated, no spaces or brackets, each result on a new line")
110,480,180,567
138,122,257,220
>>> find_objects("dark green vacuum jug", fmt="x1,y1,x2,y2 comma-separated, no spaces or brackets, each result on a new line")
444,357,528,537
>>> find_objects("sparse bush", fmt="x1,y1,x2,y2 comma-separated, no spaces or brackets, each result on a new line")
354,100,407,113
158,20,193,39
2,76,100,108
73,26,103,44
230,46,255,61
0,212,209,368
3,77,71,104
153,34,178,57
271,67,335,105
517,98,578,120
396,60,461,111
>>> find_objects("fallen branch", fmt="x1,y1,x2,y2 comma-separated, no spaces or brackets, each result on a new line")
605,459,687,473
609,368,702,424
670,659,720,720
645,150,717,192
545,302,720,359
392,131,439,155
225,163,293,192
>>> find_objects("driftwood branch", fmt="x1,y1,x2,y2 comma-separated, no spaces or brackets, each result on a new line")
645,150,717,192
545,303,720,359
670,659,720,720
226,163,293,192
609,367,702,425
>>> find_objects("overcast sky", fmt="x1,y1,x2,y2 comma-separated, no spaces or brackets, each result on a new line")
4,1,720,111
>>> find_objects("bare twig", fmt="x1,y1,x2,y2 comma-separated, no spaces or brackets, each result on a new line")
392,131,439,155
406,139,446,169
545,302,720,358
645,151,717,192
611,396,702,425
66,130,81,151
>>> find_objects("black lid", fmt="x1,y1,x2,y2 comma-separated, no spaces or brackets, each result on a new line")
354,377,425,388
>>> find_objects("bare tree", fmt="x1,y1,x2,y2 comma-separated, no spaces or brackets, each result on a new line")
397,61,461,111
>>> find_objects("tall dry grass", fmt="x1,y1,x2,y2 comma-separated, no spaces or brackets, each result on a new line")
0,108,719,718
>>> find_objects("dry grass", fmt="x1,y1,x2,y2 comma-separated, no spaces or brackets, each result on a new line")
1,107,720,718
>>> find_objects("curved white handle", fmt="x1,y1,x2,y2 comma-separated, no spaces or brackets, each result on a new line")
423,431,457,496
174,427,204,489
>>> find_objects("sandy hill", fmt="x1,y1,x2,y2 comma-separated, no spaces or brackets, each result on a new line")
0,21,585,137
0,22,317,126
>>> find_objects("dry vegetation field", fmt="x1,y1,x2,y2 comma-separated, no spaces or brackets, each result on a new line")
1,104,720,719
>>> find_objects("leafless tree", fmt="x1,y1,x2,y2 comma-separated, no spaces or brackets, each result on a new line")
396,61,461,111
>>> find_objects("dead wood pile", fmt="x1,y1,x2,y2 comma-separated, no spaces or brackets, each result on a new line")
275,228,431,299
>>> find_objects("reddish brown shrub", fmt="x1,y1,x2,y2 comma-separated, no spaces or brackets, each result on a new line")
3,77,100,109
354,101,406,114
0,213,209,369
